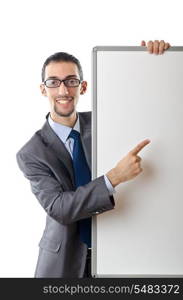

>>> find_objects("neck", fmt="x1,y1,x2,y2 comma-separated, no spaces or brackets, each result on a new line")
50,111,77,128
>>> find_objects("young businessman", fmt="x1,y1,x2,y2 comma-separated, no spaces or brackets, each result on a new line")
16,40,170,278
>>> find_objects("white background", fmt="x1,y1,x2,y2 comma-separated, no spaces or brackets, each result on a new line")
0,0,182,277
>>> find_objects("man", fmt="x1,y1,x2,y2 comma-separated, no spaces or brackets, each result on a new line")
16,40,170,278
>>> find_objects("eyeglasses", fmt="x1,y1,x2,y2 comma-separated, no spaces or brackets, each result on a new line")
44,78,81,88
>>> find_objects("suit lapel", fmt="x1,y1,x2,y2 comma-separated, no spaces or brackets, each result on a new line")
40,114,75,186
79,112,91,170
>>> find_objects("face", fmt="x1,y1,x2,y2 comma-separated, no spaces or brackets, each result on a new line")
40,61,87,122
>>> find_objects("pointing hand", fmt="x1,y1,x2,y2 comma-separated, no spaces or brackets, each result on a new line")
106,139,151,187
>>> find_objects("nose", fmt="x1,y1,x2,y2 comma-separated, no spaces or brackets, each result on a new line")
58,81,69,95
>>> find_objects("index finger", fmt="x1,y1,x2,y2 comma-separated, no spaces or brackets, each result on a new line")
130,139,151,155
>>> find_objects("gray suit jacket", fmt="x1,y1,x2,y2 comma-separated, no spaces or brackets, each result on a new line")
16,111,115,278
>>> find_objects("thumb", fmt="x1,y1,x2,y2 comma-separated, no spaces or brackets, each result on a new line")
141,40,146,47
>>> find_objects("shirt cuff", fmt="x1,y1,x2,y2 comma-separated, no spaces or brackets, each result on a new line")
104,174,116,196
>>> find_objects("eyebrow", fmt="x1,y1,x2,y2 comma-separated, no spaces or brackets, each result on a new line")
46,75,79,80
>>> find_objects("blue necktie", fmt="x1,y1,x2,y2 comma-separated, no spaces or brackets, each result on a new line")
69,129,91,248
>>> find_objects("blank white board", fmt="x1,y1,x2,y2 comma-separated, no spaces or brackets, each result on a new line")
92,46,183,277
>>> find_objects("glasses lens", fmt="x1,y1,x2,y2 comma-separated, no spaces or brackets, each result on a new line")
64,79,80,87
45,79,60,88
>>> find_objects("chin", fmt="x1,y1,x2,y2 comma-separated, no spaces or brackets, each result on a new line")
55,109,75,118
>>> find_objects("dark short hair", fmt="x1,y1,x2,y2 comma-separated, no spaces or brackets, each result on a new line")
41,52,83,82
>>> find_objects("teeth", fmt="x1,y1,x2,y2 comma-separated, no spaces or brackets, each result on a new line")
57,100,70,103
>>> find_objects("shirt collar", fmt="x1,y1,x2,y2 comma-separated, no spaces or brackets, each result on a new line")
48,113,80,144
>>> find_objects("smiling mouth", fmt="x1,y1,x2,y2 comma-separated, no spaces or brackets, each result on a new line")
56,98,73,104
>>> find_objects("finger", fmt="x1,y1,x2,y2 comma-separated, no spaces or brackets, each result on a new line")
133,156,141,163
147,40,153,53
141,40,146,46
134,164,143,176
159,40,165,54
153,40,160,55
164,42,171,50
136,155,142,162
130,139,151,155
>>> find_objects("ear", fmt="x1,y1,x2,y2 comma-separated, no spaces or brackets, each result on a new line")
80,81,87,95
40,83,47,97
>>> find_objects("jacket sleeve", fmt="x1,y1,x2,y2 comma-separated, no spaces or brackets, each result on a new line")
16,151,115,225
